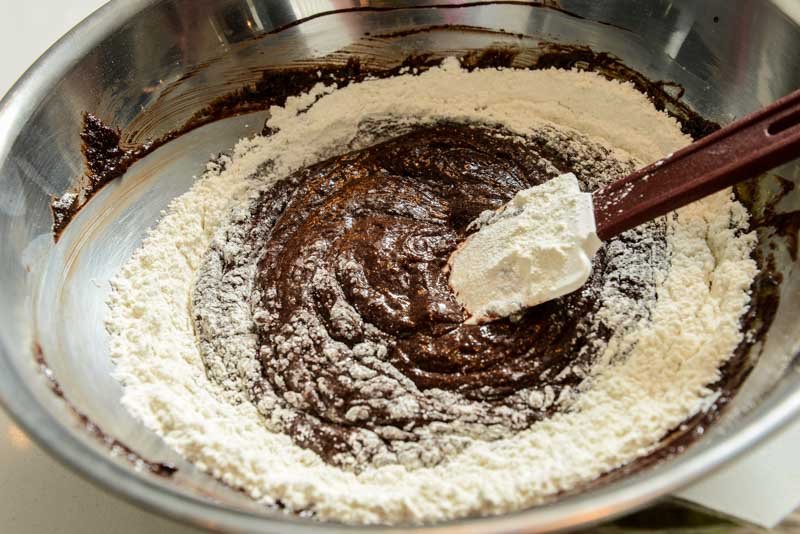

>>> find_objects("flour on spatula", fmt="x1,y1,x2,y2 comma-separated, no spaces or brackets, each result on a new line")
449,173,601,323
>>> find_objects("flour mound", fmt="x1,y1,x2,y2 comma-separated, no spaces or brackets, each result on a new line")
107,59,757,524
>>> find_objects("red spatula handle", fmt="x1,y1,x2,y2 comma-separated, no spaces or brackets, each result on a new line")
594,88,800,241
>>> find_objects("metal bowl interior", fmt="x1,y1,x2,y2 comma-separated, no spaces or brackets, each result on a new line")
0,0,799,532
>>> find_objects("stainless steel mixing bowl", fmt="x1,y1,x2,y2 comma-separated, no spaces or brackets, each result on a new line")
1,1,799,532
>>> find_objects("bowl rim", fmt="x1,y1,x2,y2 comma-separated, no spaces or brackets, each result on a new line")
1,1,799,532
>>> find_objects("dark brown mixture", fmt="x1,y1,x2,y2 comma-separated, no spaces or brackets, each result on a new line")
192,121,667,470
34,3,789,510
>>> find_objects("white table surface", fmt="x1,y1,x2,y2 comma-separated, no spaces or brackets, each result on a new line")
1,1,798,532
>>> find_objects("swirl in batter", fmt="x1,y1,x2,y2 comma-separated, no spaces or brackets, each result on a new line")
192,121,666,471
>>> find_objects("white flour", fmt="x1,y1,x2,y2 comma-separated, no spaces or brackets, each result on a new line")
107,59,757,524
448,172,602,323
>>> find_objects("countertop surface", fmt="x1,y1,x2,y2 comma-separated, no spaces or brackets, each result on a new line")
1,1,799,533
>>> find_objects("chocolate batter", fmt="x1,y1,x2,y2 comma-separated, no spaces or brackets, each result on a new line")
193,120,667,470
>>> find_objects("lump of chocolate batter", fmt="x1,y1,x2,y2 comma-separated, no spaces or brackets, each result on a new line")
192,121,666,471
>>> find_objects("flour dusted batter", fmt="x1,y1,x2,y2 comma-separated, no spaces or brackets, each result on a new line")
107,59,758,524
193,121,660,472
